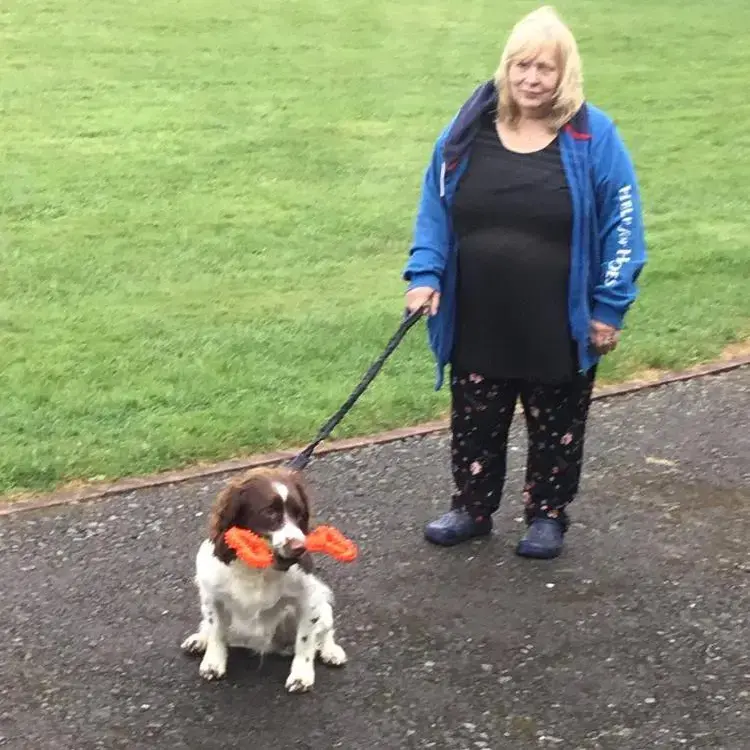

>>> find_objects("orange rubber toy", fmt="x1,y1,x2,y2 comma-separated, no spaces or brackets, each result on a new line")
224,527,274,568
304,525,358,563
224,525,358,569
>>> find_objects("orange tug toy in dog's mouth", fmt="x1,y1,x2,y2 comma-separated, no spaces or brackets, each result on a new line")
224,525,358,568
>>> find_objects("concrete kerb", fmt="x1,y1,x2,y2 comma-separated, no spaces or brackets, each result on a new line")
1,355,748,518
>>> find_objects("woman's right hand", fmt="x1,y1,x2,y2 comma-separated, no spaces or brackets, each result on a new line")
405,286,440,316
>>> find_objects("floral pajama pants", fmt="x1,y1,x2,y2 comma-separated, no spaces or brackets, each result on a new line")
449,367,596,531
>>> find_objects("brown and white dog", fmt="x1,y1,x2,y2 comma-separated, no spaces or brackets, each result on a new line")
181,466,347,693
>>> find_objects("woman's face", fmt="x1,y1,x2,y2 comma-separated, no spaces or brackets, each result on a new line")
507,46,560,117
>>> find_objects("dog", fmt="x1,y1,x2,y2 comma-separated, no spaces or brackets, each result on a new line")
181,466,348,693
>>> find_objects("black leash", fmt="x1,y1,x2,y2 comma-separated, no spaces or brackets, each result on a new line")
286,306,426,472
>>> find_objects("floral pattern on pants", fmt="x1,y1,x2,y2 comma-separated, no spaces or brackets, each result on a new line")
449,367,596,531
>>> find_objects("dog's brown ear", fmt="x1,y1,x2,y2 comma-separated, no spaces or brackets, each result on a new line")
298,552,315,574
281,468,314,573
287,469,312,534
208,478,259,565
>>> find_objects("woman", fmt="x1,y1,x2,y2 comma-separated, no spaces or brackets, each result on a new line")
402,6,646,559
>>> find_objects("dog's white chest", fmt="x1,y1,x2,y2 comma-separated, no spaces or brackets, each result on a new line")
196,543,299,638
226,568,283,611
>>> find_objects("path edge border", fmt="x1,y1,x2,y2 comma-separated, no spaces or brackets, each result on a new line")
2,355,748,517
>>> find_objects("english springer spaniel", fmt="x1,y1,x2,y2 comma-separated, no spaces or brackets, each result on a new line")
181,466,347,693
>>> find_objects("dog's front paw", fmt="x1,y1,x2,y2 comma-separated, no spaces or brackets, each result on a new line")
199,649,227,681
181,632,208,656
319,642,347,667
285,659,315,693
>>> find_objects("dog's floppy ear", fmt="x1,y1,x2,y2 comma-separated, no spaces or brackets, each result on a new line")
287,469,315,573
298,552,315,574
208,476,264,565
287,468,312,534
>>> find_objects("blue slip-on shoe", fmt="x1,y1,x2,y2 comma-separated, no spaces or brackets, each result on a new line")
424,508,493,547
515,518,564,559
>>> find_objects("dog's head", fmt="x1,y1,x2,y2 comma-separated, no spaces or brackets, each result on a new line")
208,466,313,571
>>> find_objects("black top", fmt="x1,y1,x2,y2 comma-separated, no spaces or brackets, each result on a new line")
450,111,575,383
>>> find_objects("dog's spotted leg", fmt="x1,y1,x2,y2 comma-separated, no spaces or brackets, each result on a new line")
285,609,320,693
181,586,213,656
196,597,229,681
316,602,348,667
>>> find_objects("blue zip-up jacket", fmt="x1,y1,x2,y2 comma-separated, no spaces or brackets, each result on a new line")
403,81,647,390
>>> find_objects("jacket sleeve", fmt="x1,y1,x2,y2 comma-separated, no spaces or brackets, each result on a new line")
402,131,452,293
591,123,647,329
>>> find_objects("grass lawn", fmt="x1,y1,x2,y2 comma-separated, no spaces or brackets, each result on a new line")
2,0,749,495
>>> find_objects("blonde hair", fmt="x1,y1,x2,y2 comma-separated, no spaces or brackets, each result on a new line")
495,6,584,129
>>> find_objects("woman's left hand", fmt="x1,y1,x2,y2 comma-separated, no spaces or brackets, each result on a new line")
590,320,620,355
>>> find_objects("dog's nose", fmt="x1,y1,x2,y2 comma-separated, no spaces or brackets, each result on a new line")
285,538,306,556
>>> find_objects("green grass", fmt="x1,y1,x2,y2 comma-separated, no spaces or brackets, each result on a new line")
1,0,749,495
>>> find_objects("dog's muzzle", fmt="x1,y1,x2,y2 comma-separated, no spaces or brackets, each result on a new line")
272,547,314,573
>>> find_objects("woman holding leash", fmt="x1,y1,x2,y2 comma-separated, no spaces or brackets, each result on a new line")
403,6,646,559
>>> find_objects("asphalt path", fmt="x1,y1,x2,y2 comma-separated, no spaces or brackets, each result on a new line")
1,368,748,749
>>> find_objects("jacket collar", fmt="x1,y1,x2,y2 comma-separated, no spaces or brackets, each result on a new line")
443,80,497,170
443,79,591,171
